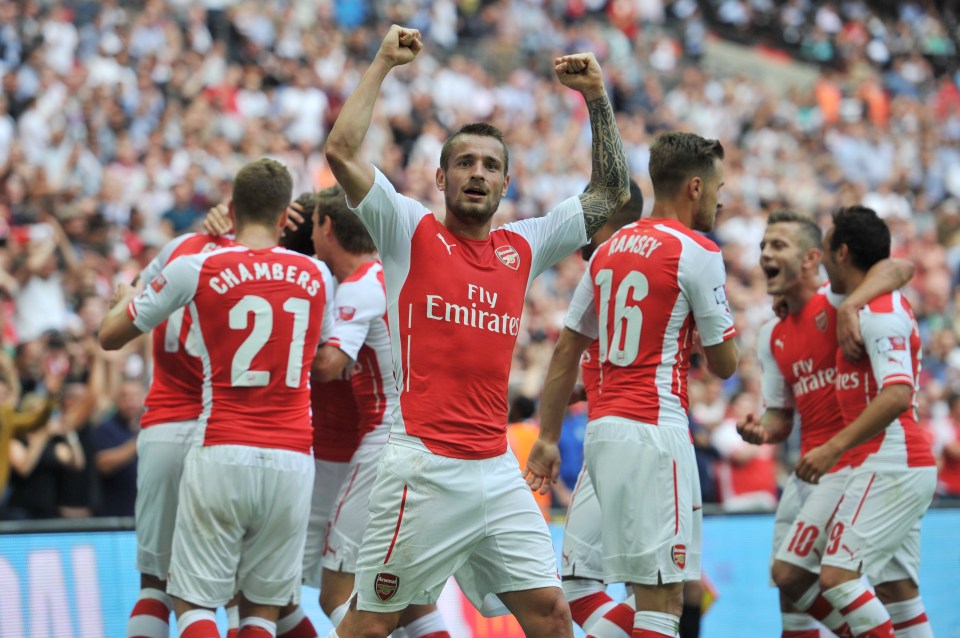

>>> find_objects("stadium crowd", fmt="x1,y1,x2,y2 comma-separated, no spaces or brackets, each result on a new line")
1,0,960,523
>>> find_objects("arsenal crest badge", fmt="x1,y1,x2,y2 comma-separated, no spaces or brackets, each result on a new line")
815,310,828,332
672,544,687,570
495,245,520,270
375,572,399,602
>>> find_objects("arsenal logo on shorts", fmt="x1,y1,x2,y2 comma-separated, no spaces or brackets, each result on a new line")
815,310,828,332
672,544,687,570
495,245,520,270
374,572,399,602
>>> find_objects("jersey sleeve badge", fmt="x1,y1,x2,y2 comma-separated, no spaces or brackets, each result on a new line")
495,245,520,270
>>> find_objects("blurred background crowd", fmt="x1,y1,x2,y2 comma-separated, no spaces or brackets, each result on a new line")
1,0,960,521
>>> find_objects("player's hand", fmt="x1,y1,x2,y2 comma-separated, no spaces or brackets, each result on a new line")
736,413,769,445
795,441,842,484
203,202,233,236
524,439,561,495
554,53,605,100
108,280,142,311
376,25,423,68
284,201,307,234
837,301,864,361
772,295,788,320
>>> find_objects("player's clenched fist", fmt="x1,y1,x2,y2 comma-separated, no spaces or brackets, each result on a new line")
736,412,769,445
554,53,605,100
376,25,423,68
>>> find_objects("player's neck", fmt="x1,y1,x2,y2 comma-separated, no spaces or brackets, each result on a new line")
334,250,378,282
786,280,820,314
443,214,492,241
648,200,688,226
235,224,280,250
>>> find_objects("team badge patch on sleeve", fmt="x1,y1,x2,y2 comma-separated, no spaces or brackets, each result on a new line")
375,572,399,601
495,245,520,270
672,544,687,569
339,306,356,321
150,275,167,293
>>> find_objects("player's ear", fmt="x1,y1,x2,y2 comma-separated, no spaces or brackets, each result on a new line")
436,167,445,192
688,176,702,201
501,174,510,197
278,207,289,230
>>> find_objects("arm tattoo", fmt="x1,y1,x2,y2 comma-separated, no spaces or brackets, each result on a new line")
580,94,630,238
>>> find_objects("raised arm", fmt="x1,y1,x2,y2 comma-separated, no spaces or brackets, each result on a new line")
324,25,423,207
555,53,630,238
837,257,915,360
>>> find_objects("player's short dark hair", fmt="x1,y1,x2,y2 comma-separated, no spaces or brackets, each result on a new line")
280,192,320,256
232,158,293,227
767,209,822,252
648,132,724,198
317,184,376,255
439,122,509,174
608,179,644,230
829,206,890,271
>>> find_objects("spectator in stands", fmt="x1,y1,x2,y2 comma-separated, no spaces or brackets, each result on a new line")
935,392,960,497
507,395,552,520
92,379,143,517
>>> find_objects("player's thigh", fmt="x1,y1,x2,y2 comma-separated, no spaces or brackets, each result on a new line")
135,421,198,578
822,467,936,581
585,418,697,585
459,451,561,611
322,442,384,574
168,446,252,608
303,459,351,588
773,469,848,575
561,465,604,580
354,443,484,613
238,449,315,606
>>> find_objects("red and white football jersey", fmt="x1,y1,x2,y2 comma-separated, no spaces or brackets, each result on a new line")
311,376,361,462
580,340,601,409
758,284,856,470
139,232,237,429
128,246,335,454
351,168,587,459
325,260,395,446
565,218,736,428
835,291,934,469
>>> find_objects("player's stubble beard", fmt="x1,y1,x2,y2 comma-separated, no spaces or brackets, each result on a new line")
446,189,502,228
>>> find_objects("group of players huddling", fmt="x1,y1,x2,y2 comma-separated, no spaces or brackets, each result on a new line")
98,24,935,638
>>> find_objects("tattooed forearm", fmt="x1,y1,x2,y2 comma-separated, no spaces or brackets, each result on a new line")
580,94,630,238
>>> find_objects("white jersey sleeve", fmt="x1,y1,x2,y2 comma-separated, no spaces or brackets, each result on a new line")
563,269,599,340
503,197,588,281
757,317,794,409
140,232,198,285
317,259,336,344
327,272,386,361
680,248,735,347
128,252,206,333
348,167,431,258
820,281,846,309
861,304,915,388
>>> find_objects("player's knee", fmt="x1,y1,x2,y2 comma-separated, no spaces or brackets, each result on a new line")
873,579,918,604
319,588,346,618
536,593,573,638
771,561,813,599
818,566,853,593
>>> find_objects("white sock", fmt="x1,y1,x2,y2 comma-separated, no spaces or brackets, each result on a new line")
325,631,340,638
633,610,679,636
782,611,819,631
227,605,240,630
402,610,447,637
329,601,350,627
127,588,172,638
277,606,308,635
177,609,217,636
822,580,891,636
885,596,932,638
240,616,277,637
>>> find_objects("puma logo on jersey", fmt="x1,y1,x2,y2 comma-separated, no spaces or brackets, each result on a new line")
775,338,784,350
495,245,520,270
436,233,457,255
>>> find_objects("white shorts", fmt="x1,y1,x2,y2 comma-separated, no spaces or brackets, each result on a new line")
584,417,702,585
561,465,603,580
302,459,352,589
167,445,314,608
353,441,560,614
135,421,201,578
322,439,384,574
771,469,850,577
821,467,936,585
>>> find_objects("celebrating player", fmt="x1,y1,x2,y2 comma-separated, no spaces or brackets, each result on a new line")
796,206,935,638
322,24,630,638
100,158,335,638
739,209,913,638
528,131,738,638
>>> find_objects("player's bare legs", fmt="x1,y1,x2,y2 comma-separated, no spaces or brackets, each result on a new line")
498,586,574,638
631,580,684,636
